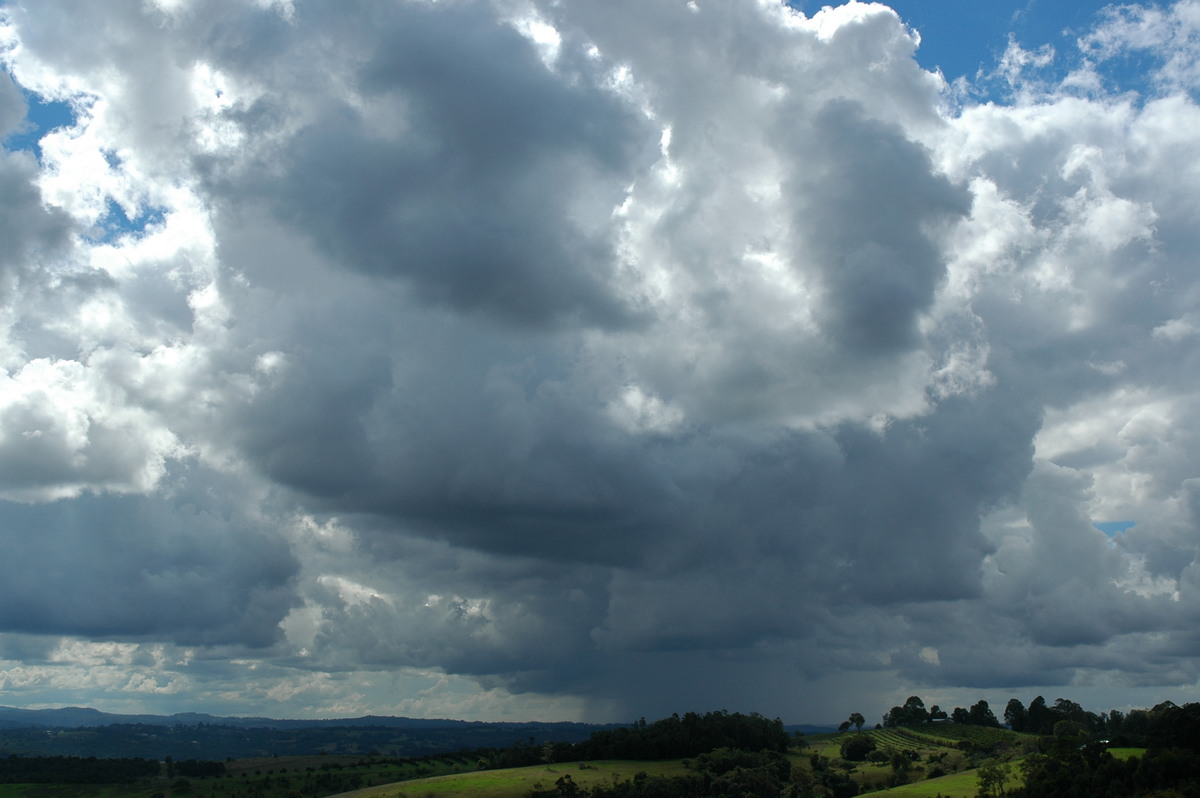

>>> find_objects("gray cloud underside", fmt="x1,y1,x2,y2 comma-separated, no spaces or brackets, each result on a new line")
1,0,1200,721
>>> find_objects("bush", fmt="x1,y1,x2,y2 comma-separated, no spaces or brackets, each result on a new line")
840,735,877,761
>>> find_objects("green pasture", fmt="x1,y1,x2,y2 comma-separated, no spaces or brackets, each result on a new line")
329,759,692,798
803,734,845,759
858,768,984,797
859,760,1020,798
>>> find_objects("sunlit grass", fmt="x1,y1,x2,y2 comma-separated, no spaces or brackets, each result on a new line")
858,761,1021,798
858,768,981,797
328,759,693,798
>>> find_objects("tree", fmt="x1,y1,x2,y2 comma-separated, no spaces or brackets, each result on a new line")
849,712,865,731
1004,698,1027,732
555,774,579,798
968,700,1000,728
976,761,1010,797
903,696,930,724
1103,709,1125,738
838,721,852,733
929,705,948,722
883,696,930,727
1053,698,1087,725
1052,719,1087,741
1027,696,1051,735
840,734,876,761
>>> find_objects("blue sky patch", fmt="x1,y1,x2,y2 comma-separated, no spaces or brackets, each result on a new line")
91,197,168,242
787,1,1155,100
1093,521,1136,538
3,90,76,159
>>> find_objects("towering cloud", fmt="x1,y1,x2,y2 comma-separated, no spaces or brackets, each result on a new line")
1,0,1199,722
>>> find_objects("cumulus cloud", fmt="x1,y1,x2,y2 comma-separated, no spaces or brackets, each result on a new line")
1,0,1200,723
0,69,25,138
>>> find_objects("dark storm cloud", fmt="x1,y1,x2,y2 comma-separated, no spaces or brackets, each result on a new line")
268,372,1041,698
211,269,687,563
306,554,611,685
785,98,971,354
0,486,298,646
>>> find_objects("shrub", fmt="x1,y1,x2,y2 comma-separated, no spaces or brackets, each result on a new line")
840,735,877,761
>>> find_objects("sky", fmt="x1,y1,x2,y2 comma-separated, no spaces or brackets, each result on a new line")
1,0,1200,727
869,1,1121,82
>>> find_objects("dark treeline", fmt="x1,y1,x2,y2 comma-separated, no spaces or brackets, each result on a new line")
0,754,159,783
880,695,989,727
878,693,1198,745
1018,745,1200,798
486,711,790,769
572,711,790,760
1013,703,1200,797
1004,696,1200,745
171,756,226,777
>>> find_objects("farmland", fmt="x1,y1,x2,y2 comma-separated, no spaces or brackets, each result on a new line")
328,726,1033,798
328,759,693,798
799,725,1033,797
858,764,1018,798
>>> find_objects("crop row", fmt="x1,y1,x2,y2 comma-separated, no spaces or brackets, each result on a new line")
874,728,960,750
924,726,1019,744
887,724,1023,750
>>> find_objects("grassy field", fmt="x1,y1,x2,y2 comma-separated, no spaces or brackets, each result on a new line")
327,760,692,798
802,734,846,760
858,768,984,797
858,760,1021,798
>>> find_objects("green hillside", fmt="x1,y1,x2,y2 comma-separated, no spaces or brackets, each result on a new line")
332,725,1037,798
328,759,692,798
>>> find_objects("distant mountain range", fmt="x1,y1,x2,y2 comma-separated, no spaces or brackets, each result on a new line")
0,706,614,759
0,706,834,760
0,704,597,731
0,705,833,733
